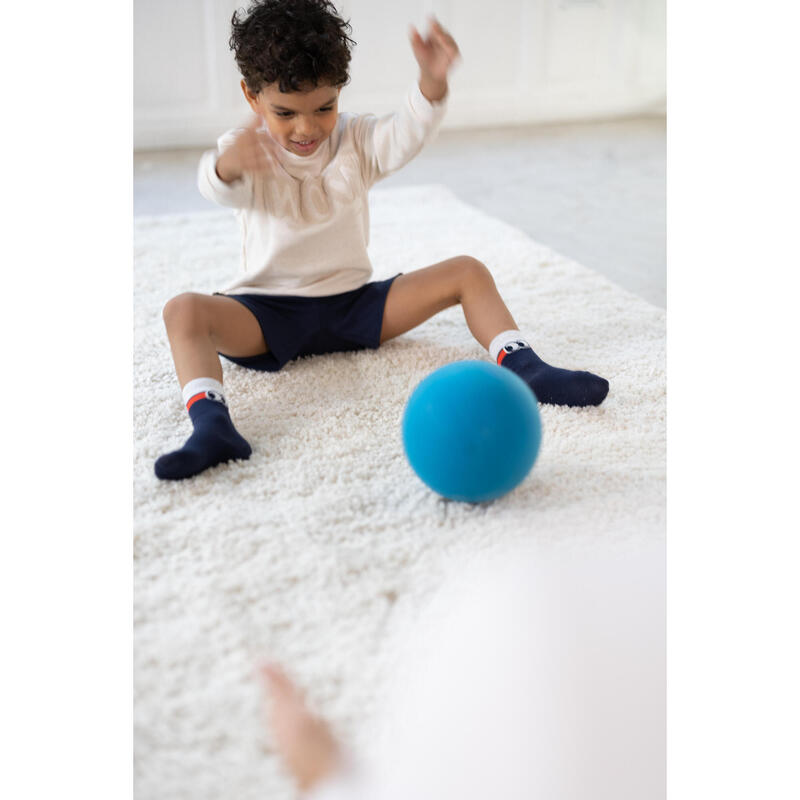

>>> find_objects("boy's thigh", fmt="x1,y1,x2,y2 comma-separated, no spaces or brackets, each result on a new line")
380,256,471,344
198,293,269,357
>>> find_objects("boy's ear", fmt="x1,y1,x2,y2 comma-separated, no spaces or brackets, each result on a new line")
240,79,260,112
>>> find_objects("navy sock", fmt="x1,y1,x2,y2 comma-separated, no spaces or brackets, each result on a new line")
498,339,609,407
155,397,251,480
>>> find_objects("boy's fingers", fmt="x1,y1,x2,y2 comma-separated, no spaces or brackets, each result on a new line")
434,27,457,52
264,134,281,156
428,17,454,42
437,38,459,62
443,43,460,62
254,137,273,160
424,17,458,60
258,127,280,155
429,16,449,36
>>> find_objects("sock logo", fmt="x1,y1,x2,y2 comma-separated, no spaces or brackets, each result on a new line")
205,390,227,406
503,340,529,354
497,339,531,366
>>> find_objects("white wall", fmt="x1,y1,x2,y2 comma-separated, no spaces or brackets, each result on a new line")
134,0,665,150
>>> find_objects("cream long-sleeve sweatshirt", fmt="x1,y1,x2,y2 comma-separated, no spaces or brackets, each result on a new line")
197,83,447,297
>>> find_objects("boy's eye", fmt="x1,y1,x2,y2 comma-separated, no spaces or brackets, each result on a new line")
276,107,333,118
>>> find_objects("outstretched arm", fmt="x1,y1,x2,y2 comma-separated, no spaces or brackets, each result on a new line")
356,17,460,185
409,16,461,102
197,115,283,208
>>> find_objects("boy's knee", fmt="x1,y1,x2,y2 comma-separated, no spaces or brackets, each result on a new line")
162,293,206,333
458,255,493,286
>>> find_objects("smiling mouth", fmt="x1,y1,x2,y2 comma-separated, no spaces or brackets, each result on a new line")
292,139,317,145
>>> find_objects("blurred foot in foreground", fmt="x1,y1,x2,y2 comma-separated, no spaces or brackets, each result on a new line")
259,663,342,793
259,542,665,800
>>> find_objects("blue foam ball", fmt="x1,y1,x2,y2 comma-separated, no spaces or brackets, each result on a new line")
402,361,542,503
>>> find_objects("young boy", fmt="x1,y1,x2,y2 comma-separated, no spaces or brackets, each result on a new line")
155,0,609,481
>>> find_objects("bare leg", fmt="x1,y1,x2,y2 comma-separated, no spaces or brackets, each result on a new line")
162,292,269,387
381,256,609,406
459,261,519,348
155,293,269,479
381,255,516,348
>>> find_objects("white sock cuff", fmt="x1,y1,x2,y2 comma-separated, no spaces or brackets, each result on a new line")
181,377,225,406
489,329,525,362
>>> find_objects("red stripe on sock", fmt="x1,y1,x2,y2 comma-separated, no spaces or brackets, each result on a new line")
186,391,206,410
497,349,507,366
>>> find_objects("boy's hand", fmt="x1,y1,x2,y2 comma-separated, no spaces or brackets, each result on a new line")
215,115,281,183
409,16,460,101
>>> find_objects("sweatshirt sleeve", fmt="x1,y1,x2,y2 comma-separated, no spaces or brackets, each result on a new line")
356,82,448,187
196,129,255,209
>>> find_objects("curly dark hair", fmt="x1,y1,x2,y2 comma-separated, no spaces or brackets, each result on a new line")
230,0,356,94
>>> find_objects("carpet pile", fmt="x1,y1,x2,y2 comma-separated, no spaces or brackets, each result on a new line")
134,184,665,799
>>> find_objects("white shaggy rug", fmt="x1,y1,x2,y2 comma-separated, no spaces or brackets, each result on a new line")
133,184,665,800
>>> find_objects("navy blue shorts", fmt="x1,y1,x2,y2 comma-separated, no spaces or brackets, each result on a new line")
218,273,402,372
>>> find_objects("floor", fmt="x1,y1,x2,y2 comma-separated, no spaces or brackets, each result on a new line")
134,115,665,308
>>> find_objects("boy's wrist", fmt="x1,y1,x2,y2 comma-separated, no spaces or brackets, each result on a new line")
418,74,448,103
215,155,240,184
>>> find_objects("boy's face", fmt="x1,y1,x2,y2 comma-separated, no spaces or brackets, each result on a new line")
243,81,341,157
